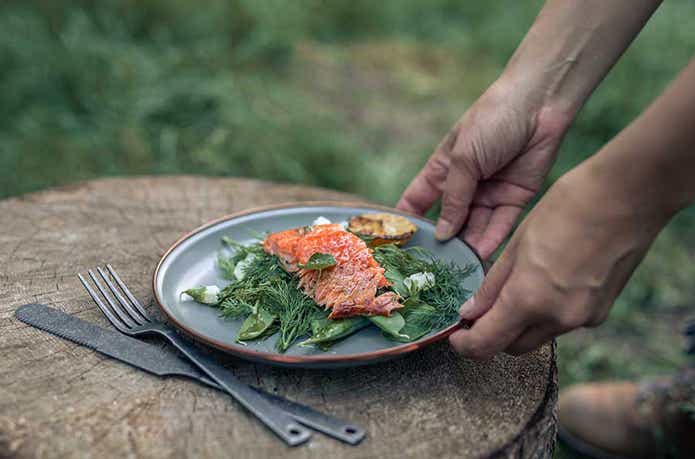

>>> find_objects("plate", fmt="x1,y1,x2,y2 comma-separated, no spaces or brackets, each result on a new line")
153,202,484,368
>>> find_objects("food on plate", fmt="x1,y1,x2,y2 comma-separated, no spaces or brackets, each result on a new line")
264,223,402,319
347,213,417,247
182,214,477,352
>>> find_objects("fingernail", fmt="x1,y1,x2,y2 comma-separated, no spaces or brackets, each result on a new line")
459,297,475,319
435,219,453,240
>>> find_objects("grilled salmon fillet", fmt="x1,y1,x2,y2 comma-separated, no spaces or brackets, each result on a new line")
263,223,402,319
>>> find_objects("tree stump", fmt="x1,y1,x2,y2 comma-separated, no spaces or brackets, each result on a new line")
0,177,557,458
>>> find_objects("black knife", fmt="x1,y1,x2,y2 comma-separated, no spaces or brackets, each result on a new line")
15,303,365,445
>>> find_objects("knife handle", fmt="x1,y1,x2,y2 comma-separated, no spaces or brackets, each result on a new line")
154,328,311,446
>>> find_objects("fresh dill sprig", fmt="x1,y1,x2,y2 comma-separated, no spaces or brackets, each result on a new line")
373,244,430,276
264,279,324,352
218,247,290,302
217,253,237,280
420,259,477,327
218,236,268,280
374,243,478,329
216,239,322,351
219,296,254,319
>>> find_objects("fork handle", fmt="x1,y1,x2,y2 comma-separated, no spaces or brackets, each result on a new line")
156,328,311,446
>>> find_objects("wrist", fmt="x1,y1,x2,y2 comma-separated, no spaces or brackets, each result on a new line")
491,73,575,145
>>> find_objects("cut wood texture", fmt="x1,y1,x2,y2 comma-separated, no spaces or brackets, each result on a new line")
0,177,557,459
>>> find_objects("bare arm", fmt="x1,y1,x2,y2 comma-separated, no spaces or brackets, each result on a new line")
451,57,695,358
505,0,662,118
398,0,662,258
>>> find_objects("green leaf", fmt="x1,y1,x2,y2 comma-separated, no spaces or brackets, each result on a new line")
369,312,409,340
396,302,440,342
237,305,277,341
383,266,408,297
219,297,254,320
298,252,336,270
217,253,237,280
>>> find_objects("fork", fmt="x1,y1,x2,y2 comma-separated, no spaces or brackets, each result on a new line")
78,264,311,446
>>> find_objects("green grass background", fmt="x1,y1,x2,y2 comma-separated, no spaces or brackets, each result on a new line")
2,1,694,456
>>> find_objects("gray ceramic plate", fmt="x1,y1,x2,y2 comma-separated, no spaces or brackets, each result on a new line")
153,202,484,368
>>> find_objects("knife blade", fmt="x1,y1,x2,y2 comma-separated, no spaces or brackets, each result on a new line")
16,303,365,445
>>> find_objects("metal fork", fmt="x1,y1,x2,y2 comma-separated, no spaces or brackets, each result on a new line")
78,264,311,446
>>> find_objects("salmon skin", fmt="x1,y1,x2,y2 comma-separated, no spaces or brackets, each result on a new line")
263,223,403,319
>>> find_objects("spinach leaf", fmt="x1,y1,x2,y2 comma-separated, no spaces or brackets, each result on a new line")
397,303,439,342
264,280,323,352
298,253,336,270
383,266,408,297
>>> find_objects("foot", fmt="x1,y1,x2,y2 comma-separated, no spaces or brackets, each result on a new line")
559,381,655,458
558,376,695,458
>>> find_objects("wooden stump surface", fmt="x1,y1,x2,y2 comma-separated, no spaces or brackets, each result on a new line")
0,176,556,459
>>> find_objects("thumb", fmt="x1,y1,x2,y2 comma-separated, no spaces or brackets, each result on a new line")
459,247,514,320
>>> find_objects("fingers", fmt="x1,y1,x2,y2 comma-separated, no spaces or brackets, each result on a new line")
396,156,447,215
461,206,492,249
436,154,478,240
505,325,557,356
475,205,522,260
397,128,457,215
461,205,521,260
449,296,527,360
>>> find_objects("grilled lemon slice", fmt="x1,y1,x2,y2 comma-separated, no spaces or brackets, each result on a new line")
348,213,417,247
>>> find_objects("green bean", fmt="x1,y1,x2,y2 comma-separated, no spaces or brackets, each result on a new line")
369,312,409,340
299,317,369,346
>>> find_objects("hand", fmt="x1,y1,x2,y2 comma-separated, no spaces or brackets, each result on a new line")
448,167,665,359
397,80,570,259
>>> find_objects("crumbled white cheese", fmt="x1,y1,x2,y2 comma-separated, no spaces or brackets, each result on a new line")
201,285,220,304
312,216,331,226
234,253,257,281
403,272,435,296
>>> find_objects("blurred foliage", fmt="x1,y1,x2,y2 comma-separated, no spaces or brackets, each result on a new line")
2,2,695,456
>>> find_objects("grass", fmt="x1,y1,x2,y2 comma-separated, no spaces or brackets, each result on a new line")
2,1,695,456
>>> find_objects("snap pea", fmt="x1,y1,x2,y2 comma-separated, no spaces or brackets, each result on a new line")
369,312,410,341
299,317,369,346
237,304,277,341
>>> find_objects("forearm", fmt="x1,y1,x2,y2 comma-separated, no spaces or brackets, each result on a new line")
501,0,661,118
575,57,695,225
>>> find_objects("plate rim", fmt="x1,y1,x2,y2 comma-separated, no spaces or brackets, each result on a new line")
152,201,484,365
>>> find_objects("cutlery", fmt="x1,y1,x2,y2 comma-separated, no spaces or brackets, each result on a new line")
78,265,311,445
15,303,364,444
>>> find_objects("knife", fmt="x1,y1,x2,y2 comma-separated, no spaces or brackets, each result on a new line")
15,303,365,445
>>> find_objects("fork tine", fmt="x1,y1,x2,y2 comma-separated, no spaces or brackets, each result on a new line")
87,269,137,329
106,264,150,322
78,273,129,333
96,266,146,325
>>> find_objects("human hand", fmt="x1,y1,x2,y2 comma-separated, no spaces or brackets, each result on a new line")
397,80,571,259
448,166,666,359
